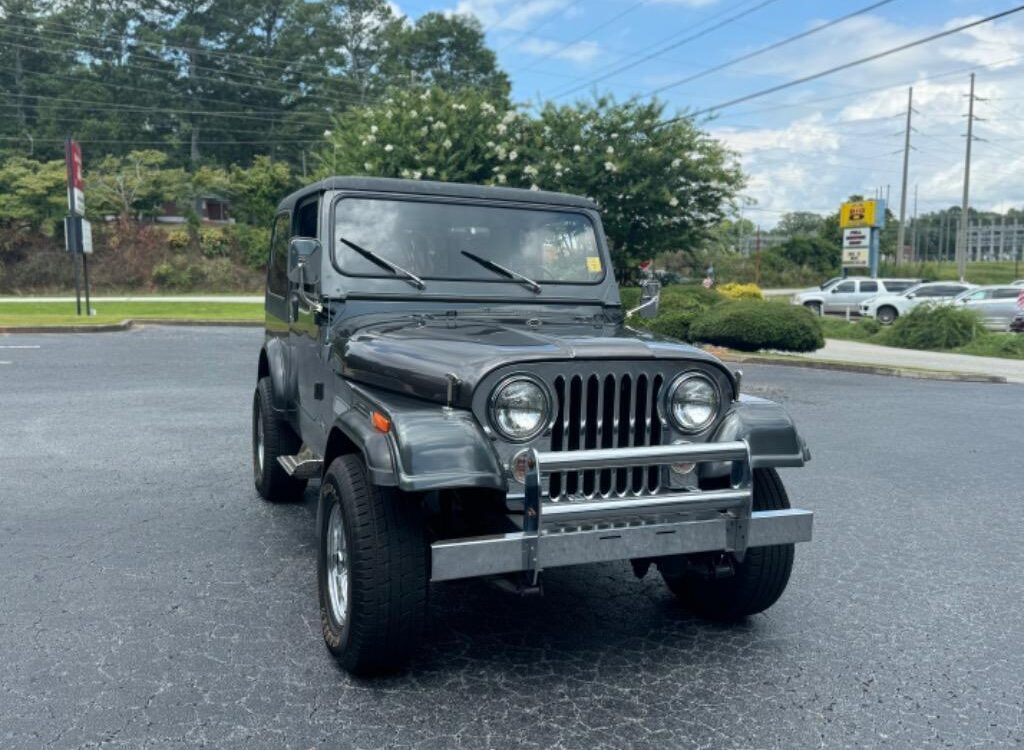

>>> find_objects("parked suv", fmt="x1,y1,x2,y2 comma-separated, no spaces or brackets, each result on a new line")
860,281,975,324
792,277,920,316
252,177,813,675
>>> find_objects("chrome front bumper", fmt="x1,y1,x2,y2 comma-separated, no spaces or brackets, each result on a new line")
430,441,813,582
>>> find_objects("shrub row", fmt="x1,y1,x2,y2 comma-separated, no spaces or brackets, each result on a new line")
623,284,824,353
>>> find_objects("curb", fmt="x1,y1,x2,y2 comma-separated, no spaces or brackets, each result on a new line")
0,319,262,334
717,351,1008,384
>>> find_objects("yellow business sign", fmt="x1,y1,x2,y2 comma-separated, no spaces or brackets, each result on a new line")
839,200,880,228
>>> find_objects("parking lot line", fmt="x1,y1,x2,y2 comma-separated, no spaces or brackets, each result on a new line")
0,345,41,349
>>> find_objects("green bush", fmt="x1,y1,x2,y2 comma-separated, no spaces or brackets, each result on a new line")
858,318,882,336
689,300,824,352
959,333,1024,358
647,310,705,341
881,304,983,350
227,223,271,270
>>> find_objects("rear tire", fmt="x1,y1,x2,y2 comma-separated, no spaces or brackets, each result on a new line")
660,468,795,621
318,454,428,676
804,301,822,317
252,377,306,502
877,306,898,325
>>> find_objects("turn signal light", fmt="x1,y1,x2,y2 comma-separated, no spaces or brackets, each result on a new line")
371,411,391,433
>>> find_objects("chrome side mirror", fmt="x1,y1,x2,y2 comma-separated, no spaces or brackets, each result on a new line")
287,237,323,314
628,278,661,319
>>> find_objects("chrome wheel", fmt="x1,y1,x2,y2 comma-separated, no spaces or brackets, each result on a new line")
326,503,350,626
255,404,265,475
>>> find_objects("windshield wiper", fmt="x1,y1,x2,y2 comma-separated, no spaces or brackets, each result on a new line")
460,250,541,294
338,236,425,290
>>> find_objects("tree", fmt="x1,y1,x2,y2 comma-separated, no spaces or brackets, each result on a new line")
228,156,297,226
523,97,745,274
776,211,824,237
88,150,188,220
316,86,517,184
380,13,509,98
0,156,68,235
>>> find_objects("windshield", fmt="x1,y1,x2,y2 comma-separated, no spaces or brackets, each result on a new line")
332,197,604,284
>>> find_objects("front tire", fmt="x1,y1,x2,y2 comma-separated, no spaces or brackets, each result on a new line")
804,301,822,317
660,468,795,621
252,377,306,502
877,306,898,325
318,454,428,676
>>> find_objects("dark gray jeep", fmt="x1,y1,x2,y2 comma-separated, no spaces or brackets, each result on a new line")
253,177,813,675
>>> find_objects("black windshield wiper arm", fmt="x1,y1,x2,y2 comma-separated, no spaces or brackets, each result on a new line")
460,250,541,294
338,236,425,290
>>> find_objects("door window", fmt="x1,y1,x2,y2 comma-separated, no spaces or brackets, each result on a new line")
859,281,878,293
833,281,855,293
268,213,290,297
994,288,1020,299
295,197,319,238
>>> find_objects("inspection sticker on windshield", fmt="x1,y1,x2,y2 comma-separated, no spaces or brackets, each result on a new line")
586,256,602,273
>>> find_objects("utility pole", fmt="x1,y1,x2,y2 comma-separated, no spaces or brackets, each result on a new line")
910,184,919,262
895,87,914,267
956,73,980,282
754,225,762,286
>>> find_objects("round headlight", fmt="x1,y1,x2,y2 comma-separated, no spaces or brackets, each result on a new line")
490,378,550,441
667,373,720,433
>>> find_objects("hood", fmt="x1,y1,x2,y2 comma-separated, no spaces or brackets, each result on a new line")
331,314,727,408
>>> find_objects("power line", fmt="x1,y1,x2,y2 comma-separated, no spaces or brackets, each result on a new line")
660,4,1024,124
551,0,782,99
647,0,897,96
494,0,585,53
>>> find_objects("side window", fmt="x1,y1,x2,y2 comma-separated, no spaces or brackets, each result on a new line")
860,281,878,293
834,281,855,293
994,288,1020,299
886,282,913,292
943,285,968,296
268,213,290,297
295,198,319,238
915,286,942,297
965,290,989,301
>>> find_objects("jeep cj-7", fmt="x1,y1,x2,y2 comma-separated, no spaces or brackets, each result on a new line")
253,177,813,675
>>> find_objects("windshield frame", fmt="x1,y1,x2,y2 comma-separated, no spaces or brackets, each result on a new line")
328,192,607,288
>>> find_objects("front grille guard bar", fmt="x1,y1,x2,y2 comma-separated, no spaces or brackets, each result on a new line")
521,441,753,584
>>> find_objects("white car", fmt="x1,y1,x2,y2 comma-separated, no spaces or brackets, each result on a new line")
951,285,1024,331
860,281,976,324
1012,279,1024,287
792,277,920,316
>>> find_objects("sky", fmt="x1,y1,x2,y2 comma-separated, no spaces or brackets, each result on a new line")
396,0,1024,226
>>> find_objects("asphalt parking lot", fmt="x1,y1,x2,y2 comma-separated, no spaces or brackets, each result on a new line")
2,326,1022,749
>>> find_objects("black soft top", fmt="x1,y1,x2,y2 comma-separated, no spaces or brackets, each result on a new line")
276,176,597,212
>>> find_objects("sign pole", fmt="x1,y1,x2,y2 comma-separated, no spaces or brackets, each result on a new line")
64,138,83,316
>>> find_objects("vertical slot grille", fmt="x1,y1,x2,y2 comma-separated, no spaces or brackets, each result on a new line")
548,370,664,500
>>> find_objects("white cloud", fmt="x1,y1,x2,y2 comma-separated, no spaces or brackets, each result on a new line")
703,12,1024,224
518,37,601,64
453,0,570,32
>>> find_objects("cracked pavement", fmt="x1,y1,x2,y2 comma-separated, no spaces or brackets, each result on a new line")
1,325,1021,749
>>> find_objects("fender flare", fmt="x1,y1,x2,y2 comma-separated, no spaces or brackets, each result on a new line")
261,338,292,411
332,383,503,493
701,394,810,479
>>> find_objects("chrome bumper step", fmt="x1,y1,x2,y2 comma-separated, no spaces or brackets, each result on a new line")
431,509,813,582
430,440,813,583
